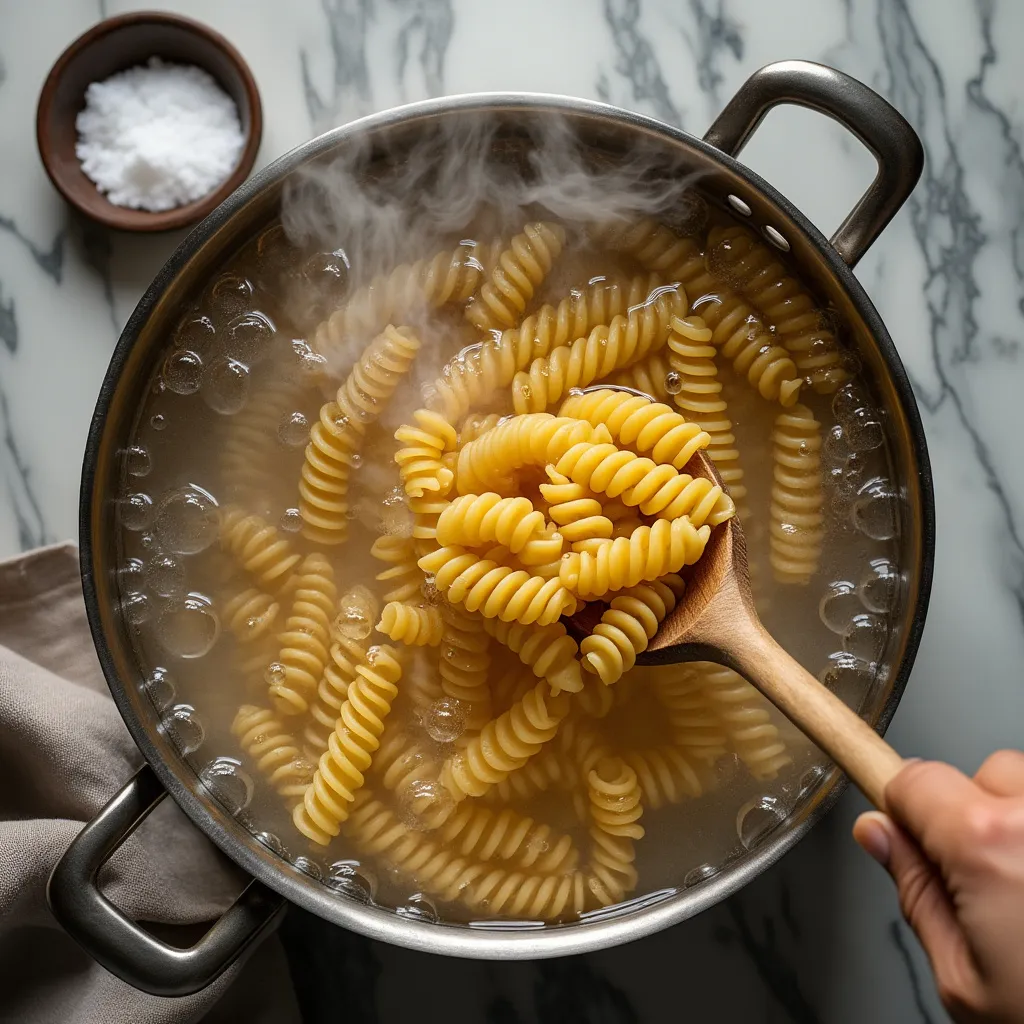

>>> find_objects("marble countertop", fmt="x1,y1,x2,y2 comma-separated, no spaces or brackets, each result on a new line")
3,0,1023,1021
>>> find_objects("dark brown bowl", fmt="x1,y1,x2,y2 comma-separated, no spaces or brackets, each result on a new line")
36,11,263,232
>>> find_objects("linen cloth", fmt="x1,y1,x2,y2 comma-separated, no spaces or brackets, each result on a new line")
0,543,301,1024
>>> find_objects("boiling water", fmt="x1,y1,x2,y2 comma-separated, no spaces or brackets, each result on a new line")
116,199,902,925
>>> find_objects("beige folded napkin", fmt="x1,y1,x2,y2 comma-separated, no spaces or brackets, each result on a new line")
0,543,301,1024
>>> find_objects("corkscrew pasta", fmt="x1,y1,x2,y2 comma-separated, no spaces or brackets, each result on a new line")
129,198,883,927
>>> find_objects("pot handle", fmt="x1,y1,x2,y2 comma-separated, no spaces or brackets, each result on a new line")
47,763,286,997
704,59,923,268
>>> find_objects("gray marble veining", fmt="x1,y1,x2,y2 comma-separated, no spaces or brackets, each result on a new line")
2,0,1022,1020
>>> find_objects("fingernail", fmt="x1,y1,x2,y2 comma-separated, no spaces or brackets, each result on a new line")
856,812,892,866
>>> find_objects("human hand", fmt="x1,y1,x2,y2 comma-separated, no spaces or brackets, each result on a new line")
854,753,1024,1023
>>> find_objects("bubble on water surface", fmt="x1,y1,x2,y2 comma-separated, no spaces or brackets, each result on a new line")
397,779,454,831
163,703,204,755
858,557,899,614
162,350,204,395
832,382,869,425
150,413,167,431
396,893,439,924
819,651,874,710
663,370,683,395
277,411,309,448
125,445,152,478
845,407,884,452
421,696,466,744
851,479,898,540
682,863,719,888
119,493,153,531
154,485,219,555
254,831,287,857
144,553,185,597
736,796,787,850
818,580,861,634
201,356,250,415
292,856,323,881
843,612,888,664
199,757,253,815
173,314,217,359
118,556,144,588
279,508,303,533
157,593,220,658
123,592,152,625
225,311,275,363
264,662,286,687
209,273,254,319
143,666,176,711
327,859,377,903
335,585,377,641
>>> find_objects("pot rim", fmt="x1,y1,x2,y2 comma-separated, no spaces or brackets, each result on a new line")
80,91,935,959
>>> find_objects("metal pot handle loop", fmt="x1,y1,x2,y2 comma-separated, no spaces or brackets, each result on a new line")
704,59,924,268
47,764,286,997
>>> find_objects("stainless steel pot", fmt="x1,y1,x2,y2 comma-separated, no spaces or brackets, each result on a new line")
50,60,932,996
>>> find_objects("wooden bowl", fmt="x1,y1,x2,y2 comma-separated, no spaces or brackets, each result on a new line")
36,12,263,232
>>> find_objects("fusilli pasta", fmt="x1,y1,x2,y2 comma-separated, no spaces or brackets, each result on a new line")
232,704,314,802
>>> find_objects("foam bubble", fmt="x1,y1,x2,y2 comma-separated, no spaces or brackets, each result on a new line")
736,796,786,850
199,756,253,815
119,493,153,531
163,703,205,755
858,557,899,614
201,357,250,415
278,411,310,447
144,553,185,597
818,580,861,634
421,696,466,744
156,593,220,658
143,666,176,711
125,445,152,477
225,311,275,363
154,485,219,555
163,350,204,395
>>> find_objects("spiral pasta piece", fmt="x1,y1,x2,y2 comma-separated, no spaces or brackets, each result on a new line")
491,743,577,804
428,275,659,424
692,663,791,779
438,803,578,873
607,351,673,402
458,413,504,446
770,404,824,584
232,704,314,802
539,468,613,542
268,554,337,715
554,441,733,528
465,221,567,331
221,588,279,644
378,601,444,646
586,757,644,905
595,218,801,404
558,387,711,470
455,414,611,495
559,517,711,599
300,325,421,544
706,225,849,393
441,679,572,801
370,535,422,603
219,507,301,594
481,616,583,695
342,791,588,920
221,375,314,508
437,492,550,557
438,603,492,730
652,670,729,762
622,746,704,810
311,243,483,357
511,286,684,414
294,645,404,844
666,315,746,502
304,634,370,756
394,408,457,499
418,545,574,626
580,576,683,686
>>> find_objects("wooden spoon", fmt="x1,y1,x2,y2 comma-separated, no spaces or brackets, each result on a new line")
575,386,906,809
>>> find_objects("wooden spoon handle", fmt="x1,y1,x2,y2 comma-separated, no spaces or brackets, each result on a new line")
725,624,905,809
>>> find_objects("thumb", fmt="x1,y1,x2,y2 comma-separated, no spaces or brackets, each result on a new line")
853,812,972,986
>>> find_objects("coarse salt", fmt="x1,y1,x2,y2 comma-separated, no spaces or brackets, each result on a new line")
75,57,246,212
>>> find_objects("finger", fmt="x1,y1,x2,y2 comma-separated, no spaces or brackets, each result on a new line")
885,760,982,858
855,812,977,997
973,749,1024,797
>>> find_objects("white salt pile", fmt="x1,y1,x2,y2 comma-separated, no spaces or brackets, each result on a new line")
75,57,246,212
